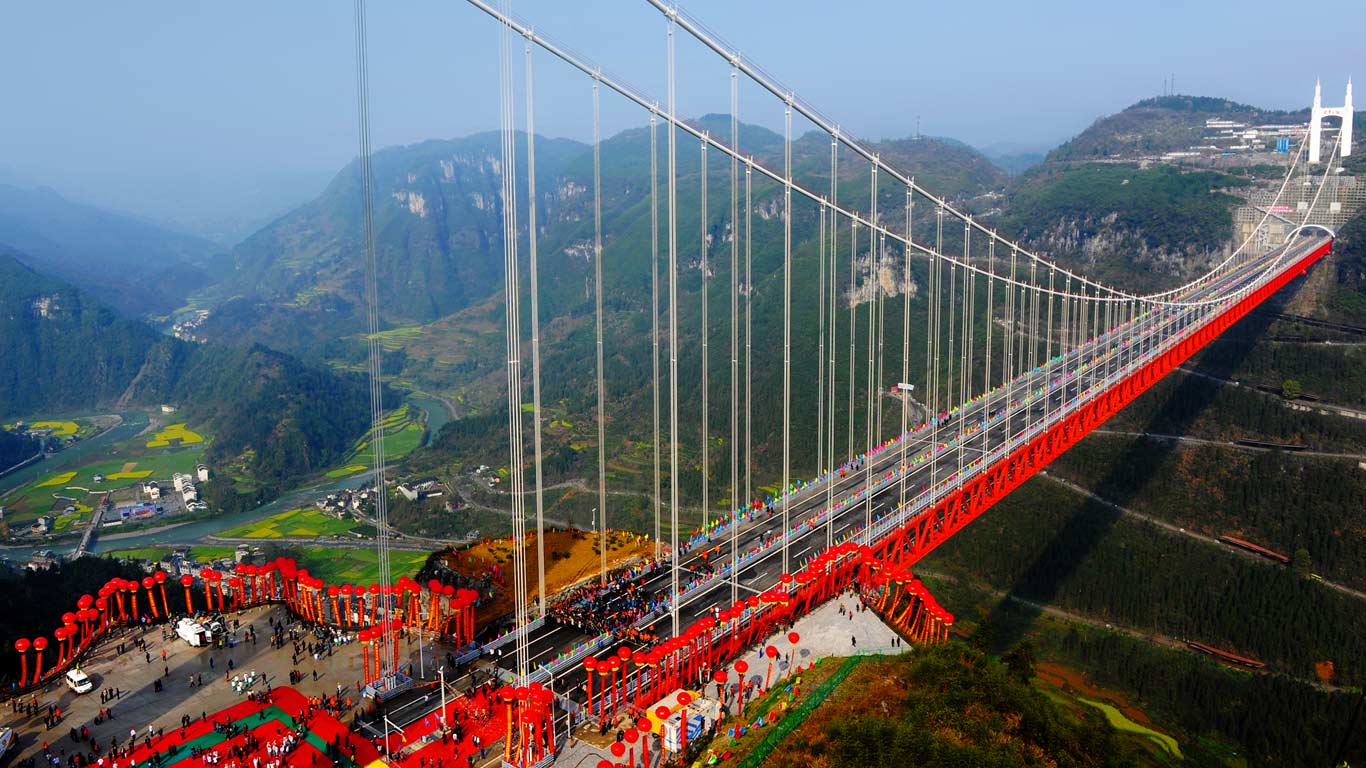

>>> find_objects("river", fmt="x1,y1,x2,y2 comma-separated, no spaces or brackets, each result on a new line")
406,391,453,445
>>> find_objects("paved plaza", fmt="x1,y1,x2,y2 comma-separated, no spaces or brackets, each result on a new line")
2,604,507,767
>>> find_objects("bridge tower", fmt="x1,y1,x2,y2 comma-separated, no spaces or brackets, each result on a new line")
1309,78,1353,163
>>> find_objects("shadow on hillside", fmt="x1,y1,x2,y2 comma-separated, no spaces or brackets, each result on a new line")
981,277,1296,651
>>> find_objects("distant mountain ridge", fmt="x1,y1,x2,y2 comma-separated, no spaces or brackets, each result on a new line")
0,184,220,317
194,118,1009,359
1046,95,1310,163
0,249,377,485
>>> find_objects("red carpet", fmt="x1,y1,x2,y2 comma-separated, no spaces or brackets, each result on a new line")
113,686,510,768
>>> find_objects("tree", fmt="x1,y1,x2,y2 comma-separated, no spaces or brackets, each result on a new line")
1282,379,1303,400
1003,641,1037,683
1293,547,1312,578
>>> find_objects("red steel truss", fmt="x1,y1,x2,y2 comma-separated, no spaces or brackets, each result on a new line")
874,240,1333,567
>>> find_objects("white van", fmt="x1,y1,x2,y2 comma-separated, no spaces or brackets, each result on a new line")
176,617,209,647
65,668,94,694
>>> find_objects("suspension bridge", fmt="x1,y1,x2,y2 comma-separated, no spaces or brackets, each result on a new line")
420,0,1354,761
12,3,1347,767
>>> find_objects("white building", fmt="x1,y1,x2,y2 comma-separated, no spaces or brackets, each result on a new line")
196,464,210,482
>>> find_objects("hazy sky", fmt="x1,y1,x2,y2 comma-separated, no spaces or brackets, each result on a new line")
2,0,1361,230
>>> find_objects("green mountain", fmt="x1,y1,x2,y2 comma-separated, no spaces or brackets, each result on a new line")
981,95,1345,292
994,163,1249,291
174,121,1009,520
194,120,1008,356
0,184,220,317
0,428,40,472
0,248,165,414
0,249,376,486
196,132,590,349
1046,96,1308,162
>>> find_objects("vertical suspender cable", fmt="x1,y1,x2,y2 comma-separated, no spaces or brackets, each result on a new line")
817,203,827,515
817,203,827,526
873,168,884,448
826,140,838,549
524,39,547,618
781,100,792,574
899,187,912,511
495,0,528,682
929,206,942,492
959,223,970,482
1045,269,1055,363
353,0,394,675
946,240,956,429
701,139,710,529
729,70,739,604
1006,246,1017,439
651,115,662,559
667,20,681,638
1028,260,1039,374
848,221,857,467
593,80,608,586
985,236,995,399
863,172,876,536
744,160,753,522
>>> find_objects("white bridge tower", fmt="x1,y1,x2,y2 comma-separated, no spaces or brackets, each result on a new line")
1309,78,1353,164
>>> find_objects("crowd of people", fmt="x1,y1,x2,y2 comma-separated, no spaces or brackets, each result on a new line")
548,569,666,637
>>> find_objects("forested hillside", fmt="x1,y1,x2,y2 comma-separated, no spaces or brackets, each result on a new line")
0,428,40,471
0,249,165,414
0,250,376,487
916,232,1366,766
996,164,1246,289
763,644,1139,768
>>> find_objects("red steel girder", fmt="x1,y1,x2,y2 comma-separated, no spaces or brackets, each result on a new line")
874,240,1332,567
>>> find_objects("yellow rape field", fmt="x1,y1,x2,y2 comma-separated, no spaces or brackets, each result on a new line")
146,423,205,448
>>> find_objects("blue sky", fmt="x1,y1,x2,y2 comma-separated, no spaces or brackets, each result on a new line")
1,0,1361,232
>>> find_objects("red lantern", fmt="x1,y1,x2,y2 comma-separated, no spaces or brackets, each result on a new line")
624,728,639,744
788,631,800,644
31,637,48,685
713,669,727,683
654,706,670,720
765,645,778,658
677,691,692,706
610,742,625,758
734,660,748,674
14,638,29,687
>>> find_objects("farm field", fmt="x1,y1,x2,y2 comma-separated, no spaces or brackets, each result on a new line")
292,547,430,585
146,423,205,448
325,404,424,478
4,415,104,440
106,545,239,564
1035,663,1184,761
218,508,367,540
29,420,79,437
2,427,209,526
